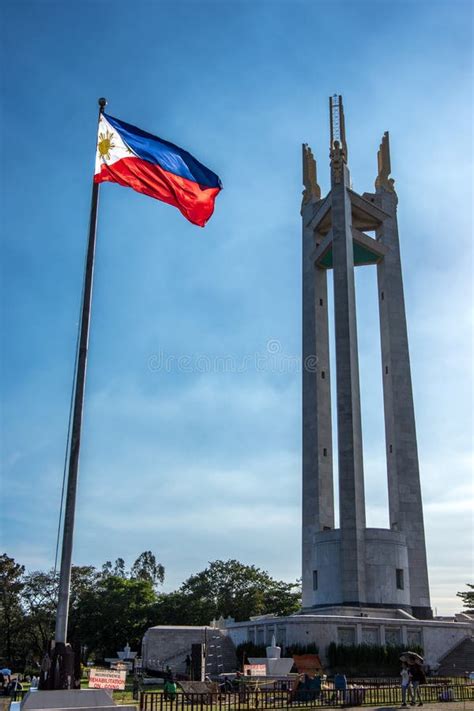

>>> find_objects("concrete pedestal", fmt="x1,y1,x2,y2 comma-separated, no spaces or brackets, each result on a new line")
20,690,136,711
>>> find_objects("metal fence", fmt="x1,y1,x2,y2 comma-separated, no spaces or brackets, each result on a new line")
141,683,474,710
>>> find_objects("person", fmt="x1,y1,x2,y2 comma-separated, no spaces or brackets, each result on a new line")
2,672,11,695
293,674,310,703
400,663,413,707
7,678,23,700
185,655,191,676
311,674,322,700
132,676,140,701
163,677,177,701
220,675,232,693
409,664,426,706
333,672,347,705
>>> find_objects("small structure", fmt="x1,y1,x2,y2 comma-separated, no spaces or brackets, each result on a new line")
248,635,293,676
104,643,138,671
142,625,237,676
292,654,323,677
18,689,136,711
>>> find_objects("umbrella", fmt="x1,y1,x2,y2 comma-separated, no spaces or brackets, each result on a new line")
400,651,424,664
0,669,12,676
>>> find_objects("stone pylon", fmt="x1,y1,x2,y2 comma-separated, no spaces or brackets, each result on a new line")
301,96,432,619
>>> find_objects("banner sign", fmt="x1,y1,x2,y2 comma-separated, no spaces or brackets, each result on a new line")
89,667,126,690
244,664,266,676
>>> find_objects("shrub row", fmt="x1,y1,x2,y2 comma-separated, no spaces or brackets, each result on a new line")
326,642,424,676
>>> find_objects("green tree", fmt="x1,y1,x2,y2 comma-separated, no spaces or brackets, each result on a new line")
101,559,127,579
4,553,300,667
22,569,57,659
22,565,98,661
101,561,113,577
75,575,157,659
68,566,101,649
177,559,300,623
456,583,474,612
0,554,25,666
113,558,126,578
152,590,210,626
131,551,165,588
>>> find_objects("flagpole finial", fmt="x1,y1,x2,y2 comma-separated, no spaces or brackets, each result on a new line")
98,97,107,112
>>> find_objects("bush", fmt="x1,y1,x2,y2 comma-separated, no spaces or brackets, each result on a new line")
326,643,424,676
286,643,319,655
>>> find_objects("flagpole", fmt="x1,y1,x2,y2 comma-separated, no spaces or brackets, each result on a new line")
52,98,107,681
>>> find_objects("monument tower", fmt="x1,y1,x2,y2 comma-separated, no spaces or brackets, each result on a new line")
142,97,472,673
301,96,432,619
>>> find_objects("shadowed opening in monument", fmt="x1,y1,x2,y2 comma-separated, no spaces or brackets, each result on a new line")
326,271,339,527
354,261,389,528
326,262,389,530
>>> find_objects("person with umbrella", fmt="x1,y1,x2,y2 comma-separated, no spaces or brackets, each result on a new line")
400,652,424,665
400,652,426,706
409,662,426,706
400,663,414,707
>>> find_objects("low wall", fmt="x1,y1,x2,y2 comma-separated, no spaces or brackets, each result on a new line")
225,614,474,670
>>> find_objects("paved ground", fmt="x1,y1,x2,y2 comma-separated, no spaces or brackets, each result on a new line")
3,698,473,711
351,706,473,711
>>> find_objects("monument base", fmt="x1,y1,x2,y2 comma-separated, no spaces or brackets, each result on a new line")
20,690,136,711
223,612,474,672
39,643,77,691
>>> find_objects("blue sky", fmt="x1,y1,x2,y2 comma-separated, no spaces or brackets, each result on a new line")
1,0,472,616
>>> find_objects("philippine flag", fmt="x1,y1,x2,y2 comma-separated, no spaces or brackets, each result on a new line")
94,113,222,227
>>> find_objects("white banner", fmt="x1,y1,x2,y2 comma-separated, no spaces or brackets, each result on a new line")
244,663,266,676
89,667,126,690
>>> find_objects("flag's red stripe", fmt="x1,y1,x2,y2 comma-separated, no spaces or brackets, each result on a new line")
94,157,220,227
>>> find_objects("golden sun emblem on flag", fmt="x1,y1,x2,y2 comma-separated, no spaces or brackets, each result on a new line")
98,128,115,161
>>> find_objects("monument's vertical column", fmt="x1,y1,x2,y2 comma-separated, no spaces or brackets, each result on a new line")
375,133,432,618
330,97,366,605
301,145,334,607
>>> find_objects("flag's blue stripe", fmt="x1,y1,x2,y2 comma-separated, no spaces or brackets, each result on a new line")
104,114,222,189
